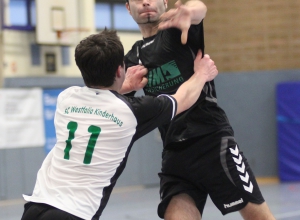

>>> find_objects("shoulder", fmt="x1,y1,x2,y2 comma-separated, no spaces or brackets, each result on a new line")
128,95,177,120
109,93,177,137
159,28,181,43
126,40,143,56
125,40,143,68
161,21,204,39
113,92,175,113
58,86,81,101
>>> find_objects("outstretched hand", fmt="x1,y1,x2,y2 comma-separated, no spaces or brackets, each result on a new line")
194,50,218,82
121,65,148,94
158,0,191,44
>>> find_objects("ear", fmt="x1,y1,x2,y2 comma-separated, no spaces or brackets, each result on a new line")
125,2,131,15
116,65,122,79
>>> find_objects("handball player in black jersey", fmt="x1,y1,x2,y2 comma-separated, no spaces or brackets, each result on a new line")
124,0,275,219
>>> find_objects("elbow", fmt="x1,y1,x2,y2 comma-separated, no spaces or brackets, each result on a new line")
175,100,190,116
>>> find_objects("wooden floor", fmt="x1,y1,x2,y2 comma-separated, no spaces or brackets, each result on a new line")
1,180,300,220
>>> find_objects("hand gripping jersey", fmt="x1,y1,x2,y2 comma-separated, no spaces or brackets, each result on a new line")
23,86,176,219
125,22,232,147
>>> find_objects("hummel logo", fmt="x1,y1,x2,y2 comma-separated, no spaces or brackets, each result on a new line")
240,172,249,183
230,145,253,193
230,145,239,156
243,182,253,193
233,154,242,164
236,162,245,173
224,198,244,209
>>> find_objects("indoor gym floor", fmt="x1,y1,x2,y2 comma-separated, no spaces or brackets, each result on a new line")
1,179,300,220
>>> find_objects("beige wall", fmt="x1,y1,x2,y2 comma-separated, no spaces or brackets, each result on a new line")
2,0,299,78
3,30,82,77
0,32,3,87
120,32,142,56
2,0,141,78
203,0,300,72
1,0,141,78
2,31,141,78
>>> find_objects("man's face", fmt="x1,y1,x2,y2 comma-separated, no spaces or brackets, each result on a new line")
126,0,167,25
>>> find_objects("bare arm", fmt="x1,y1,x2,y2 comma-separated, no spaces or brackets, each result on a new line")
159,0,207,44
171,50,218,115
119,65,148,94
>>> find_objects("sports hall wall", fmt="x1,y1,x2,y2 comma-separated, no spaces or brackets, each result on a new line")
1,0,300,200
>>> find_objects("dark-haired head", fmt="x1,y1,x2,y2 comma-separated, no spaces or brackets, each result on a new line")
75,29,124,88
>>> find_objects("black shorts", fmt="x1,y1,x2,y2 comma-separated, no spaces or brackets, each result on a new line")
21,202,83,220
157,130,265,218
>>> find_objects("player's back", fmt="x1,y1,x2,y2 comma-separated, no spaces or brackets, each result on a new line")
26,86,138,219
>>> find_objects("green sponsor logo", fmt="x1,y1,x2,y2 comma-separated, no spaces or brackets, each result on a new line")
145,60,184,93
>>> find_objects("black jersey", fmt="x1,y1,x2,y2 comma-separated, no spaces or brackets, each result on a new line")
125,22,233,147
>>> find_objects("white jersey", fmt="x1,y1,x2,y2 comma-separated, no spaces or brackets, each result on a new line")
23,86,176,219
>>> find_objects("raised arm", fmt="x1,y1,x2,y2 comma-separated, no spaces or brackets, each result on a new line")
159,0,207,44
172,50,217,115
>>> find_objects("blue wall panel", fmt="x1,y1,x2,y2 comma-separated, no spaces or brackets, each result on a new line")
277,82,300,181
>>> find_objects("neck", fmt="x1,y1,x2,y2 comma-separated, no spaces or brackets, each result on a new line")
139,22,159,38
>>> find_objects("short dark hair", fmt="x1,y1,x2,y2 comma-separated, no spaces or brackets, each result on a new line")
75,29,124,88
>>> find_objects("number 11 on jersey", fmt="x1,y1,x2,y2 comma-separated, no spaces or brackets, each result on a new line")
64,121,101,164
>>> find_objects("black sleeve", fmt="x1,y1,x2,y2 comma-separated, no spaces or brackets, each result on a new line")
126,95,177,139
187,20,205,55
162,20,205,57
124,91,136,97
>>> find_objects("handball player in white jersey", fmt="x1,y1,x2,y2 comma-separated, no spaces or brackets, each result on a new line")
21,29,217,220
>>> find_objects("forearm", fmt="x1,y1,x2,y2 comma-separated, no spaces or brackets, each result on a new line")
185,0,207,24
172,73,207,115
171,52,217,114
